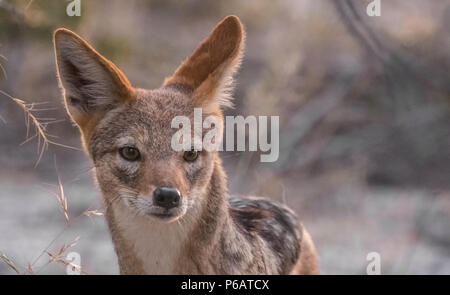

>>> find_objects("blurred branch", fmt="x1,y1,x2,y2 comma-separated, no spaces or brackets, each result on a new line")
0,54,7,80
333,0,388,64
275,75,356,171
25,0,34,10
0,0,26,23
415,194,450,250
332,0,450,101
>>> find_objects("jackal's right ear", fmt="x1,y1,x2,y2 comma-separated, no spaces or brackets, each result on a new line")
164,15,245,111
54,28,133,129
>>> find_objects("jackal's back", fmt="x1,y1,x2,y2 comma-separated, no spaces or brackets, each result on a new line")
229,196,303,274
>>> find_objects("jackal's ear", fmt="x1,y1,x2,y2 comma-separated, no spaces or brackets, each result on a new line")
54,28,133,128
164,15,245,110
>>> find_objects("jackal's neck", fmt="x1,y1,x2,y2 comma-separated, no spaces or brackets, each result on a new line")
175,158,267,274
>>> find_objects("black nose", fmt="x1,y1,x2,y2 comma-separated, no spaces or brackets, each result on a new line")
153,187,181,209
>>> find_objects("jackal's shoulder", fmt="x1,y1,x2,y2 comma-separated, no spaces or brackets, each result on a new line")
229,196,302,273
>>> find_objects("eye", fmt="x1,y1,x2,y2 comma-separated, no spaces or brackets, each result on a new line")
183,149,199,162
119,147,140,161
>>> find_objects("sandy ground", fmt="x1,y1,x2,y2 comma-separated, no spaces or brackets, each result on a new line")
1,169,449,275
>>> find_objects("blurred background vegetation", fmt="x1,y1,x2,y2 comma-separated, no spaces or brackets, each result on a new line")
0,0,449,274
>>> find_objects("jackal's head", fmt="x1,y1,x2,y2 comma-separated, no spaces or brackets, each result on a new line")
54,16,245,222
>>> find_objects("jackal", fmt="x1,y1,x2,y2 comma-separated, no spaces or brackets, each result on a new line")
53,15,318,274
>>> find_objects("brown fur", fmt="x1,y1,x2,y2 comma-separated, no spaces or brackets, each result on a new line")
291,229,319,274
164,15,245,110
54,15,319,275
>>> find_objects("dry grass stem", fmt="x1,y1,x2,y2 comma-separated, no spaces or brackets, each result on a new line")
83,210,104,217
0,89,80,167
0,252,20,274
45,236,87,274
53,156,70,222
26,263,34,274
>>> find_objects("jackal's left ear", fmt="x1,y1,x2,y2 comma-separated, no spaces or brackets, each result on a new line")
164,15,245,110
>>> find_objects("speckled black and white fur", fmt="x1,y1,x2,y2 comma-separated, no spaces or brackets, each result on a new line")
54,15,319,274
